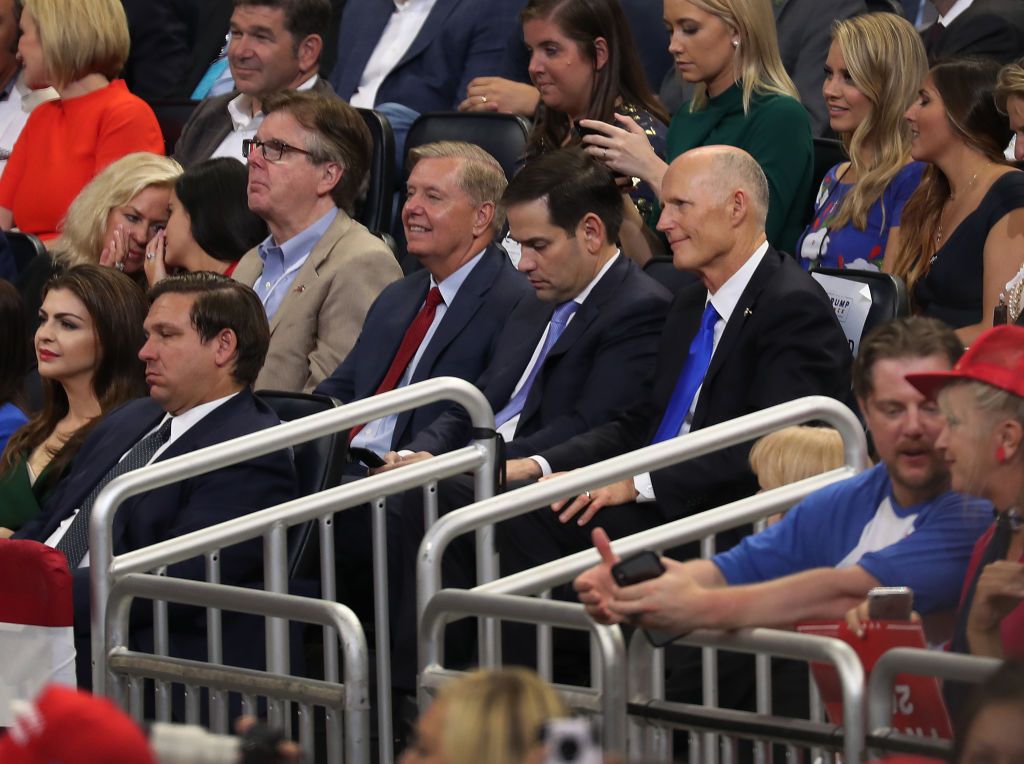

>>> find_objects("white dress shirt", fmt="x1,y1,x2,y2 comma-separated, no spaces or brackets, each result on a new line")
211,74,320,163
44,393,240,567
0,71,58,177
938,0,973,26
630,241,769,501
353,248,486,456
349,0,438,108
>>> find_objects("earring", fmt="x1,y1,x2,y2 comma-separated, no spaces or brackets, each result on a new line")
732,39,739,49
997,444,1007,463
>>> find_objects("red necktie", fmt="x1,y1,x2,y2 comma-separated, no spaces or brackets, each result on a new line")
348,286,444,443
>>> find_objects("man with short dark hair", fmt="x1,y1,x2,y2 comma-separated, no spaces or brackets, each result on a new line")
173,0,337,167
14,272,299,687
234,90,401,392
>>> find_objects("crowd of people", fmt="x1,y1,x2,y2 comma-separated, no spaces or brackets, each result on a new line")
1,0,1024,759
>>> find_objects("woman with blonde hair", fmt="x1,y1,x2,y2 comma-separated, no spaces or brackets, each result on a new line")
580,0,812,255
0,0,164,241
400,667,569,764
14,152,180,325
797,13,927,272
887,58,1024,343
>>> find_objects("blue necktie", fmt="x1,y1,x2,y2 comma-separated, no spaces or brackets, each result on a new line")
494,301,579,428
651,302,720,444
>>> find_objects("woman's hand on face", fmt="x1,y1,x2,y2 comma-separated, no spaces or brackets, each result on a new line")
99,224,129,273
579,113,665,190
459,77,541,117
143,229,168,286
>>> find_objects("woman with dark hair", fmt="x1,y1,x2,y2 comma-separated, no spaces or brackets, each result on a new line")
519,0,669,216
888,58,1024,343
0,281,30,454
0,265,147,532
142,158,269,286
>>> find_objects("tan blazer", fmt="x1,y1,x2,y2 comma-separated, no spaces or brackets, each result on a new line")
234,210,402,393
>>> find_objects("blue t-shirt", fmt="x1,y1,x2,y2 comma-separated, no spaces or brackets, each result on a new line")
712,462,992,615
797,161,924,272
0,401,27,454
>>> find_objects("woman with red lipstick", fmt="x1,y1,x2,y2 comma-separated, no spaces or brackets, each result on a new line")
0,265,147,532
888,58,1024,344
796,14,927,272
578,0,811,255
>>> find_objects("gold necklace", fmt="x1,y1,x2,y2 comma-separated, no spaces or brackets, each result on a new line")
934,166,988,249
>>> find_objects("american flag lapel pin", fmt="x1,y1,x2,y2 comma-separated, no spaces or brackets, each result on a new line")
294,283,306,293
743,307,753,317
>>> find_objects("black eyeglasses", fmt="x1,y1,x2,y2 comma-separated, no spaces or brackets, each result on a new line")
242,137,313,162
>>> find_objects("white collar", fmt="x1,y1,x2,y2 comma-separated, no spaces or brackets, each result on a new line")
938,0,973,26
226,74,319,130
708,240,769,322
572,250,620,305
160,391,239,445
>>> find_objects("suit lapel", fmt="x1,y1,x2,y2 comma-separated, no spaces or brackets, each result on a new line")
335,0,394,96
267,212,350,336
397,0,459,68
692,250,780,426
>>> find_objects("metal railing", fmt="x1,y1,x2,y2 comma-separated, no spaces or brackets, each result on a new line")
89,377,496,764
106,574,369,764
416,396,868,759
866,648,1000,758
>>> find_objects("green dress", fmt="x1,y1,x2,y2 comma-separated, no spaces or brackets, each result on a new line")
666,82,813,254
0,454,56,530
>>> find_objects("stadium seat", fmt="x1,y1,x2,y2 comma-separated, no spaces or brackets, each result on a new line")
355,108,396,235
7,231,46,277
146,99,200,155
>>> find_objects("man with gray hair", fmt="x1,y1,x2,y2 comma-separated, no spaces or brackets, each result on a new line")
499,145,852,585
315,140,532,461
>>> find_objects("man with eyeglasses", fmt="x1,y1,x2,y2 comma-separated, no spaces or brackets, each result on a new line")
233,89,401,392
173,0,338,168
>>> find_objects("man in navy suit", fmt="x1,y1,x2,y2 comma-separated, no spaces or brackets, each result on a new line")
328,0,524,157
314,141,532,460
14,273,298,688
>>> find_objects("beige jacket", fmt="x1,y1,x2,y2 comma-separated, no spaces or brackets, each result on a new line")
234,210,402,392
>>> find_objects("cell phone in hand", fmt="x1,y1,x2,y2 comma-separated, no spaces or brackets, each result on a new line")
609,551,680,647
348,446,385,469
867,586,914,620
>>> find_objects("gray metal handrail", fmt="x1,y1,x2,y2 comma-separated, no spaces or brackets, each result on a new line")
106,574,369,764
89,377,496,764
867,648,1000,734
416,397,867,672
420,589,628,753
628,627,866,763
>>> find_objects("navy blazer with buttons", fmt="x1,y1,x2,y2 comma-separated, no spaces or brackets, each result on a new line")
314,245,532,450
405,254,672,459
329,0,525,113
14,390,298,688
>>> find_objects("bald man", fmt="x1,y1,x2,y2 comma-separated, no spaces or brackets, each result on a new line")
501,145,852,579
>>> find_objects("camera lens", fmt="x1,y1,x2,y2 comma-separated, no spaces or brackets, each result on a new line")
558,738,580,761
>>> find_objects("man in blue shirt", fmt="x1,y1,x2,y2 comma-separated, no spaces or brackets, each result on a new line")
576,316,993,645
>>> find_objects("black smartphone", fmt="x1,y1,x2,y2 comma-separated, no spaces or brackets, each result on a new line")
348,446,386,469
609,551,681,647
611,550,665,586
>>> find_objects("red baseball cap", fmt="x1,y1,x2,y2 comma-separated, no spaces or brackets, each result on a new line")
0,685,155,764
905,324,1024,400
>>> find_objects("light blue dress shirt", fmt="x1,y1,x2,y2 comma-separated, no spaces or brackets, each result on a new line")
252,208,338,320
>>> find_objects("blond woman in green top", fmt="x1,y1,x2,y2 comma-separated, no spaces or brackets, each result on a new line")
0,265,147,533
580,0,813,258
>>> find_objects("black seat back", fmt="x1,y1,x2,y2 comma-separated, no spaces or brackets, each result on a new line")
811,267,910,353
8,231,47,276
254,390,346,578
403,111,532,184
355,108,396,234
642,256,700,295
146,99,200,155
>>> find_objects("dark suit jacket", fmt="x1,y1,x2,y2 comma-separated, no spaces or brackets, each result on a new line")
172,76,337,167
15,390,298,687
923,0,1024,64
314,246,532,450
406,255,672,458
329,0,524,113
539,247,852,520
